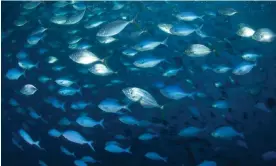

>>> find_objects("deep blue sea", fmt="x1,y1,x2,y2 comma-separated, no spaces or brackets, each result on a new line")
2,1,276,166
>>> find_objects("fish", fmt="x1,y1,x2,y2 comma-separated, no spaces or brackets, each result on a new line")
88,63,116,76
69,50,102,65
211,126,244,139
241,52,261,62
81,156,100,163
218,8,237,16
158,23,173,34
71,101,92,110
98,98,131,113
16,50,28,59
262,151,276,161
170,24,202,36
65,9,86,25
39,160,48,166
119,115,140,126
122,87,163,109
97,17,136,37
198,160,217,166
27,33,46,45
232,62,256,75
55,78,77,87
38,76,52,83
133,56,166,68
212,100,229,109
58,117,71,126
18,129,44,150
185,44,212,57
138,133,159,141
133,38,168,52
76,116,104,129
212,65,232,73
84,20,106,29
58,87,82,96
236,24,255,38
105,143,131,154
74,160,87,166
145,152,167,162
175,12,204,21
49,130,95,151
20,84,37,96
160,85,195,100
23,1,41,10
252,28,275,42
60,146,76,158
162,67,183,77
178,126,205,137
5,68,25,80
18,59,39,70
122,49,138,57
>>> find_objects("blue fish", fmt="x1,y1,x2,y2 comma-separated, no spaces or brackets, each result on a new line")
6,68,25,80
18,129,44,150
145,152,167,162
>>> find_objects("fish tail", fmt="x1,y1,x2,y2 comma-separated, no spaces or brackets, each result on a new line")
87,141,95,151
34,141,45,151
41,118,48,124
163,157,168,163
199,15,205,21
22,70,27,78
123,105,132,112
102,55,112,66
239,133,245,139
35,61,40,68
61,102,66,112
125,146,132,154
72,152,76,158
99,119,105,129
161,37,169,47
160,105,165,110
196,24,204,32
78,87,82,96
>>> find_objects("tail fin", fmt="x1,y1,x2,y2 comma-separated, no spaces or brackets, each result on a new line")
34,141,45,151
101,55,112,66
161,37,169,47
35,61,40,68
199,15,205,21
239,133,245,139
123,105,131,112
72,152,76,158
163,157,168,163
41,118,48,124
87,141,95,151
61,102,66,112
196,24,204,32
125,146,132,154
99,119,105,129
78,88,82,96
160,105,165,109
22,70,26,78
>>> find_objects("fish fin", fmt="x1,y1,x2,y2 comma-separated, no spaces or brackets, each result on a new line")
34,141,45,151
196,24,204,32
99,119,105,129
35,61,40,68
161,37,169,47
72,152,76,158
22,70,27,78
78,87,82,96
61,102,66,112
239,133,245,139
125,146,132,154
163,157,168,162
41,118,48,124
101,55,112,66
199,15,205,21
88,141,95,151
160,105,165,110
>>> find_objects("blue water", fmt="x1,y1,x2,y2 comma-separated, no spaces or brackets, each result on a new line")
2,1,276,166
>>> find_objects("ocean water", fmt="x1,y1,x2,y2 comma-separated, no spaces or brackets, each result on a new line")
1,1,276,166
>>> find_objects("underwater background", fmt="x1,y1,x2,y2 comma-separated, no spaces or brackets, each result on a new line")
1,1,276,166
